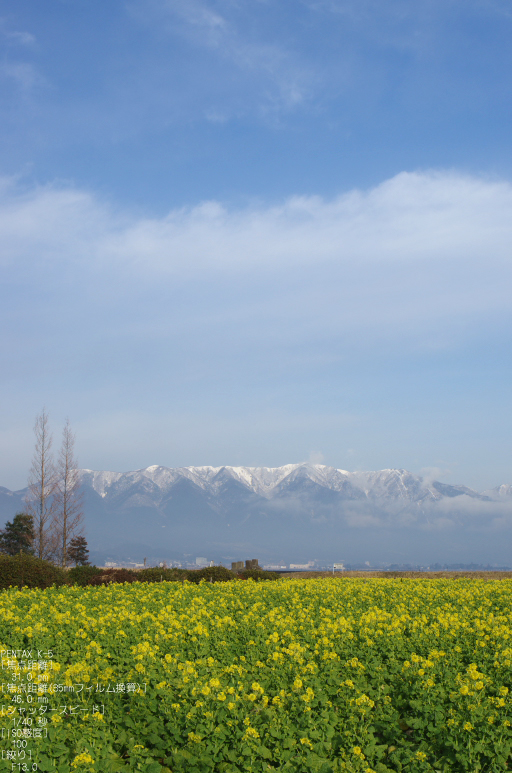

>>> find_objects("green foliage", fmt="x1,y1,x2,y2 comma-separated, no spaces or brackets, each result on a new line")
67,565,237,586
62,564,280,588
137,567,191,583
235,568,280,581
0,552,66,589
67,534,90,566
59,564,280,587
66,564,103,586
87,567,138,585
191,565,236,583
0,511,34,555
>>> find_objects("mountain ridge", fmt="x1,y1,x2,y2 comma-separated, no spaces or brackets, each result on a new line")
77,464,502,509
2,464,512,566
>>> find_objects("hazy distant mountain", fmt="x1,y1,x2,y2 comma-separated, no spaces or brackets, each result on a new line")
484,484,512,499
80,463,491,503
2,464,512,566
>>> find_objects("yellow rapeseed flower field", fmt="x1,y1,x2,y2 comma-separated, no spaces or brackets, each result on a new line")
0,578,511,772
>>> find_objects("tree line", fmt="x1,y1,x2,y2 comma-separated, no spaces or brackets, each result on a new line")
0,409,89,567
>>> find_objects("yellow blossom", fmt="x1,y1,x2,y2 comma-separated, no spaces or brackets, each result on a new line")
71,752,95,768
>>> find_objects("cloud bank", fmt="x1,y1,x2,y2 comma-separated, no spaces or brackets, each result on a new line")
2,168,512,489
2,169,512,348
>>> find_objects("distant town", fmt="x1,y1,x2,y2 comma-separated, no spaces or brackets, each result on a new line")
101,557,512,572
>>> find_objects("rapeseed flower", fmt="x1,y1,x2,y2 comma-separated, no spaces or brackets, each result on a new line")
71,752,95,768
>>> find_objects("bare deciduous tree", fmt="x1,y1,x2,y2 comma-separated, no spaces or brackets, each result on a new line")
25,409,58,560
55,419,84,567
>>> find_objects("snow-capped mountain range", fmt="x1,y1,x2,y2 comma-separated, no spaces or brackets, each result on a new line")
2,464,512,565
80,463,493,504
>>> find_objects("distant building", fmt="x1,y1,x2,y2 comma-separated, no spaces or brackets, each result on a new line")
195,557,208,566
231,559,260,570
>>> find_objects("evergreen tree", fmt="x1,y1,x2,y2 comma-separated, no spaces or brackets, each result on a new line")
0,513,35,555
67,535,90,566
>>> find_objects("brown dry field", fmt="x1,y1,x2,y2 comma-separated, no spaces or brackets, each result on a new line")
280,570,512,580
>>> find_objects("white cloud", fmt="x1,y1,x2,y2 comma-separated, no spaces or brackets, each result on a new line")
129,0,314,115
159,0,227,43
343,510,383,528
420,516,456,531
420,467,452,486
97,170,512,274
0,62,41,91
2,169,512,355
0,19,36,47
5,30,35,46
0,177,116,269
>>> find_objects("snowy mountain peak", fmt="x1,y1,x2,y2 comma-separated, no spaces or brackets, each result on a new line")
4,464,512,567
77,463,489,503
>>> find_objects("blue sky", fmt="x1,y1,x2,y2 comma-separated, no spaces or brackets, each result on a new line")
2,0,512,490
